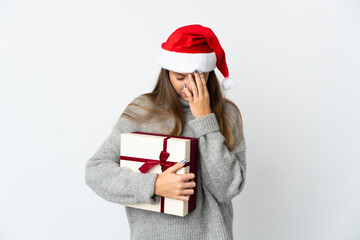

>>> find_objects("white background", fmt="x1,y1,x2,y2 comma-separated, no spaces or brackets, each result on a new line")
0,0,359,239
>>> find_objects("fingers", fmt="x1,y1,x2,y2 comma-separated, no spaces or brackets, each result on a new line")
177,190,194,202
195,70,204,97
179,195,190,201
182,180,196,189
179,173,195,181
189,71,207,99
184,82,193,102
181,188,195,195
178,187,195,202
164,160,185,173
200,71,209,97
188,73,199,99
162,173,195,202
178,175,196,202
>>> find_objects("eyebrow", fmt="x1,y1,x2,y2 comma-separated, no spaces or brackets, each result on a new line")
174,72,194,76
174,72,186,76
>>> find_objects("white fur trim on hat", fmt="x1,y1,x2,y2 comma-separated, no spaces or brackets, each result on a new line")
222,77,235,90
158,47,217,73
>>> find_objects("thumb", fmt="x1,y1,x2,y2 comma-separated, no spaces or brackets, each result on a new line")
164,159,187,173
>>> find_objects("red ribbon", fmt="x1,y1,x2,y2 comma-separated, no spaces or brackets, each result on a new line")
120,136,189,213
120,150,176,173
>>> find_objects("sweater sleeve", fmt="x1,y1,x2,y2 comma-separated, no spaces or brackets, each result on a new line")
85,115,160,205
188,104,246,203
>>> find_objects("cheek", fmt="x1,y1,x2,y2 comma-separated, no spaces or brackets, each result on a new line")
170,78,183,93
176,82,184,92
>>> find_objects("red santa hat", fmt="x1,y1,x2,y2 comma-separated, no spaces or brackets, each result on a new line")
158,24,235,90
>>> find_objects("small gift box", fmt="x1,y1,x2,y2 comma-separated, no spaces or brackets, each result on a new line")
119,131,198,217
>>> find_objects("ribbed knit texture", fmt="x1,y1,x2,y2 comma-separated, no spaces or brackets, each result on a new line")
85,94,247,240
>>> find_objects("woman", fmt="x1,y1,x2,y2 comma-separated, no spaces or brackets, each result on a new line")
85,24,246,240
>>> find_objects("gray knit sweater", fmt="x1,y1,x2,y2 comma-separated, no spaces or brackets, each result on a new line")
85,94,247,240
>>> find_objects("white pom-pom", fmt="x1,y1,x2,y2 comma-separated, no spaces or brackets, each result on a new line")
222,77,235,90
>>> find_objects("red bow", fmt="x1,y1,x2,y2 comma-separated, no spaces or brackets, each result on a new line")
159,150,174,171
135,150,175,173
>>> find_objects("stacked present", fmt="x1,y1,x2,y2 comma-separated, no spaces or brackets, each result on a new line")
119,131,198,217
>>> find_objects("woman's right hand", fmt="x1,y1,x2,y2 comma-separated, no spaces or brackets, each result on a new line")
154,161,196,202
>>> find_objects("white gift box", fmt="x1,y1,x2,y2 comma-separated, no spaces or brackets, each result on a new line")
119,131,198,217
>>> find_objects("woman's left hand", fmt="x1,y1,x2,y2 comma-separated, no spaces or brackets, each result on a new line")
184,71,212,119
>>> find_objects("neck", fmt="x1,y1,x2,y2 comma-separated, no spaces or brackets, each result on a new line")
178,95,191,111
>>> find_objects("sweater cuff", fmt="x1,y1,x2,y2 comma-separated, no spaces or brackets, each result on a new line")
129,172,159,204
188,113,220,138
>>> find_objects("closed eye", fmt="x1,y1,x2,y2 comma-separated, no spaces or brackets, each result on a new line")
177,78,185,80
